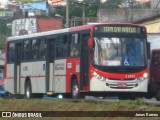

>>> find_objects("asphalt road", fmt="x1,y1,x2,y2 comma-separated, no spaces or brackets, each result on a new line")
85,96,160,105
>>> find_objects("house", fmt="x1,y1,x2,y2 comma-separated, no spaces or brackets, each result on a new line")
12,17,63,36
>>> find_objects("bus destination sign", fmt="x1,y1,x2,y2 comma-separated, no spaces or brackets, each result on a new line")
94,26,142,34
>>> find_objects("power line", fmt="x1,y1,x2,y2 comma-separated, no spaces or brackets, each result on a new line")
155,0,160,8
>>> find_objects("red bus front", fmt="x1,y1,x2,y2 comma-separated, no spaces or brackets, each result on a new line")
88,24,148,94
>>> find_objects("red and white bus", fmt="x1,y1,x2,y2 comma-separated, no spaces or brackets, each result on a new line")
4,23,149,99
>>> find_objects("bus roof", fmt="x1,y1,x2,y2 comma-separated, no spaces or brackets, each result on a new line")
7,28,69,41
7,23,145,41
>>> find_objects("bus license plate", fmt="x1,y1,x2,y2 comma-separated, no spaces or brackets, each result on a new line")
117,83,127,88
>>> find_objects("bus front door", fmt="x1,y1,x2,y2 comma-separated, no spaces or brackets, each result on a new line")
14,43,22,95
80,34,89,90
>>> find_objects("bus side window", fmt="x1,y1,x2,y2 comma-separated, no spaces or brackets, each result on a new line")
8,43,15,63
63,34,68,57
31,39,39,60
56,35,63,58
23,40,31,61
70,33,79,57
39,38,46,60
56,34,68,58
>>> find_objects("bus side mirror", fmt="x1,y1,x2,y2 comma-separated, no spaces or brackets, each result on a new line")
147,42,150,59
88,38,93,50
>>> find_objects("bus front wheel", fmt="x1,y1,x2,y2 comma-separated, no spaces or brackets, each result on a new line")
25,81,32,99
156,91,160,101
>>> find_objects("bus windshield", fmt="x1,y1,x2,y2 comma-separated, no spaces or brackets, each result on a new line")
92,37,145,67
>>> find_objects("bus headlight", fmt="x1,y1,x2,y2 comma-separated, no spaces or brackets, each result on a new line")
92,71,106,81
143,73,148,78
137,73,148,82
96,75,105,81
137,77,145,82
92,71,98,76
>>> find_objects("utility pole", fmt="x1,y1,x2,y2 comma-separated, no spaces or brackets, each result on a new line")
77,0,86,25
82,5,85,25
66,0,69,28
129,0,134,22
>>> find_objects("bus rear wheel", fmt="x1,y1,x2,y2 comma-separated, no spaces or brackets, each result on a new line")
25,81,32,99
71,80,80,99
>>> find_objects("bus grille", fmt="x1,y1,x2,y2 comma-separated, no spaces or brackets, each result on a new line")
106,83,138,89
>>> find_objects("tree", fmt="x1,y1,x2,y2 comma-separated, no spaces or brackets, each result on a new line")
49,0,100,18
101,0,122,9
48,0,100,27
0,20,11,51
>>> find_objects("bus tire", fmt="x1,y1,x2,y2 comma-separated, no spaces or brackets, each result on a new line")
25,81,32,99
71,80,80,99
145,86,155,99
156,91,160,101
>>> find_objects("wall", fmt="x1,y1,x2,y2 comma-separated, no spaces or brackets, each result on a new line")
142,18,160,33
148,34,160,50
150,0,160,9
97,9,160,23
12,18,37,36
37,17,63,32
141,17,160,50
